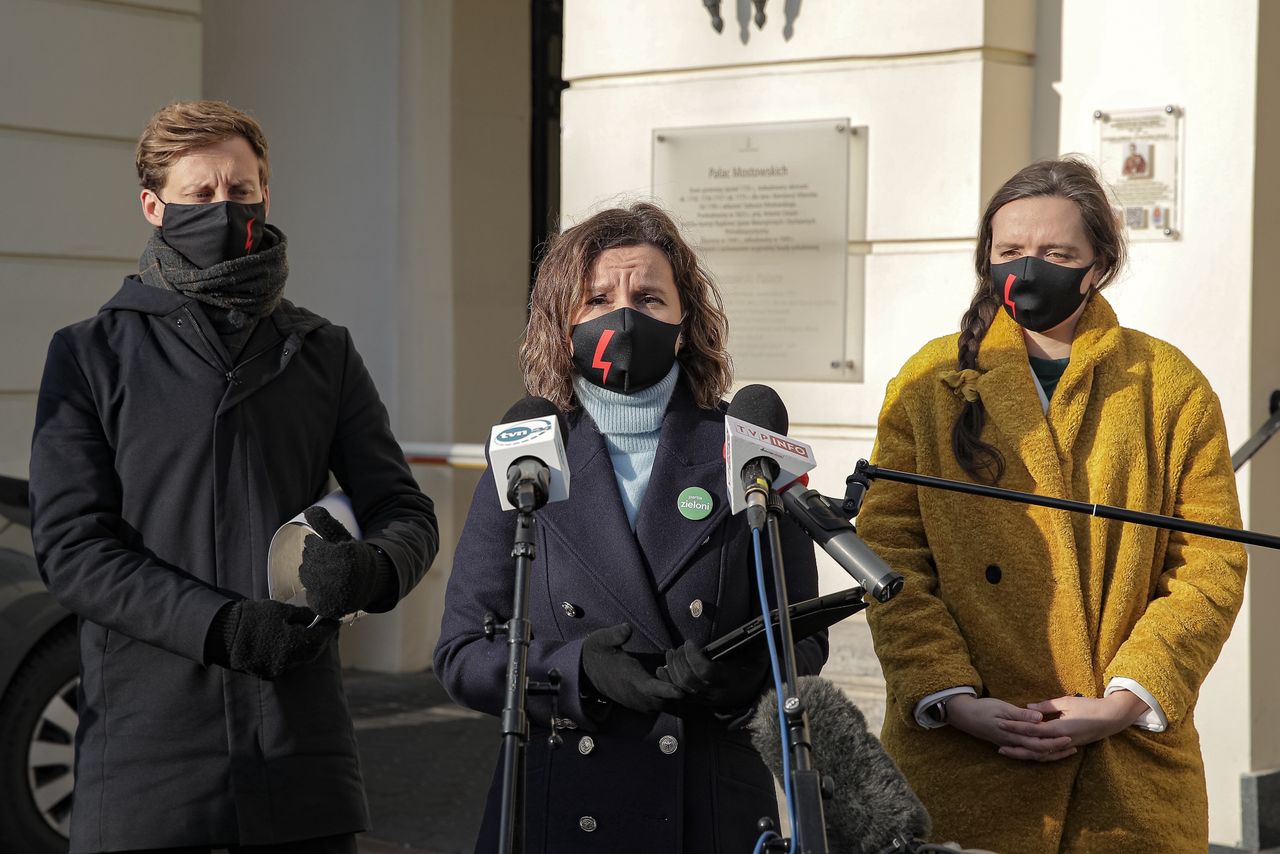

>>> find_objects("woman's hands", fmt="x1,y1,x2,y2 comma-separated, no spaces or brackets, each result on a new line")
947,691,1149,762
946,695,1076,762
581,624,685,714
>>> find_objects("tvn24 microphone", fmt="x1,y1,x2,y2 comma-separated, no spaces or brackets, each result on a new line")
751,676,931,854
487,396,570,513
725,384,816,529
781,479,904,604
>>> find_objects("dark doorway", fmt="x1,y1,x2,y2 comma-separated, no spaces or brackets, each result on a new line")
530,0,567,299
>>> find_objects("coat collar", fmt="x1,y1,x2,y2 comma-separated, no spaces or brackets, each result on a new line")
102,277,329,412
969,293,1122,496
102,276,329,338
535,381,729,650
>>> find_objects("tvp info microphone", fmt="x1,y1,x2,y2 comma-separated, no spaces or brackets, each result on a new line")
725,384,815,528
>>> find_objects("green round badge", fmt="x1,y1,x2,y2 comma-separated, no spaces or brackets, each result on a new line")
677,487,714,521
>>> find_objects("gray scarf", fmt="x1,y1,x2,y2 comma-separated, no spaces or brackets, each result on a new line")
139,224,289,331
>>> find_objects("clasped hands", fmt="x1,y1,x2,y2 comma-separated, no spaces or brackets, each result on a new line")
580,623,771,715
946,691,1150,762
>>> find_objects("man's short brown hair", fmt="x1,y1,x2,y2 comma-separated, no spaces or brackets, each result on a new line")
135,100,270,191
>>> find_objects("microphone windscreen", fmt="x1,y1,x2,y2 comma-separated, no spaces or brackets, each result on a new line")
501,395,559,423
750,676,931,853
728,384,789,435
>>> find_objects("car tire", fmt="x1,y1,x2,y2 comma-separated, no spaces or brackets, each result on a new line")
0,623,77,854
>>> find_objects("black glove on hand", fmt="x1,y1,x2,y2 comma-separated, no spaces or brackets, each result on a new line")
299,505,381,618
659,639,771,709
581,623,686,715
206,599,339,680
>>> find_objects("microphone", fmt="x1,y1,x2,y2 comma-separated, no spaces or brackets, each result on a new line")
487,396,571,513
751,676,931,854
725,384,816,529
780,478,904,604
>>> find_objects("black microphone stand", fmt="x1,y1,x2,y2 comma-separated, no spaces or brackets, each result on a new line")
484,460,559,854
1232,390,1280,471
753,487,829,854
841,459,1280,551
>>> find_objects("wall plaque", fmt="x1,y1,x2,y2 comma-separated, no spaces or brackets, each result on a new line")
1095,106,1183,240
652,119,859,382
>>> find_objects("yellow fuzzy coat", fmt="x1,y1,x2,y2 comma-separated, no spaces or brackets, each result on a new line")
860,295,1246,853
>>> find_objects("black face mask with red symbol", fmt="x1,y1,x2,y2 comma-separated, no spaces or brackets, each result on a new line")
571,307,681,394
990,255,1094,333
160,199,266,269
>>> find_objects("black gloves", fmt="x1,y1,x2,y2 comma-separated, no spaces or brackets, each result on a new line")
581,623,685,715
205,599,339,679
299,506,385,618
659,639,771,709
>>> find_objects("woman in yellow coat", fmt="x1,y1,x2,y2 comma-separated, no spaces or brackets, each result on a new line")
860,157,1246,853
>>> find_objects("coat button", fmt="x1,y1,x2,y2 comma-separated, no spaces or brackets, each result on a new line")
689,599,704,618
578,735,595,755
985,564,1002,584
176,318,183,327
659,735,678,754
579,816,598,833
561,601,582,618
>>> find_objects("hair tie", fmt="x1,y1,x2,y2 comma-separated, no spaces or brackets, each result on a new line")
940,368,983,403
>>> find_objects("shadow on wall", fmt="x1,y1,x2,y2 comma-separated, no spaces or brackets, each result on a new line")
702,0,803,42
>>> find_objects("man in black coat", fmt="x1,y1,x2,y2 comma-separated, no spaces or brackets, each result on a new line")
29,100,439,854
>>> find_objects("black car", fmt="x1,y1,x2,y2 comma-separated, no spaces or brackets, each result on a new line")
0,475,76,854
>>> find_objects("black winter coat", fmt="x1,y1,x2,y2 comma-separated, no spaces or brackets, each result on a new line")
434,382,827,853
29,278,438,852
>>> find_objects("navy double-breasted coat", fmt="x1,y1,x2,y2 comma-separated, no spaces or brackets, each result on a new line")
434,382,827,853
29,278,439,852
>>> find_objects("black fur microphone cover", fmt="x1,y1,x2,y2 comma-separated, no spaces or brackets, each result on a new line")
750,675,931,853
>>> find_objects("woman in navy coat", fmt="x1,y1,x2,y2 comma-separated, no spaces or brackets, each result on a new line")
434,203,827,853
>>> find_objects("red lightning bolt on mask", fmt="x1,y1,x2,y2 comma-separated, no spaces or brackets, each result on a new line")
591,329,615,385
1002,273,1017,320
244,218,257,253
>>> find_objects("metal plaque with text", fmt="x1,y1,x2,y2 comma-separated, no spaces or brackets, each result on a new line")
652,119,857,382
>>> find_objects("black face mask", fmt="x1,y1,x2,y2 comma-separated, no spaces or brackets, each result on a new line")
990,255,1094,333
571,308,681,394
160,199,267,269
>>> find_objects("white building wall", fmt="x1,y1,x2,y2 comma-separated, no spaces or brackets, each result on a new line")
0,0,202,479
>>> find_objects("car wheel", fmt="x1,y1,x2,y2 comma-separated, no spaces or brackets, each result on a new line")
0,623,77,854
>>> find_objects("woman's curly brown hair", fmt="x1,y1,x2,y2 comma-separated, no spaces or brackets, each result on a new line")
521,203,733,411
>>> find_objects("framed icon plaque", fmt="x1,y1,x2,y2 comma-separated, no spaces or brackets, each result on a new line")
1095,106,1183,241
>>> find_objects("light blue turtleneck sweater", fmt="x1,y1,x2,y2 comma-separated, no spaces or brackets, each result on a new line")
573,364,680,530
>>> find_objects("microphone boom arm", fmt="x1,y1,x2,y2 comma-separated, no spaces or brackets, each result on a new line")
1232,389,1280,472
847,460,1280,551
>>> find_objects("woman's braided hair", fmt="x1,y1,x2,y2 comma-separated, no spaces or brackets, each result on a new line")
952,156,1127,483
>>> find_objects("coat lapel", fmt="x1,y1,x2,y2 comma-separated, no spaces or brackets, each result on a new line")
1045,295,1124,649
535,410,676,650
1048,296,1122,462
634,387,730,593
973,311,1066,498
